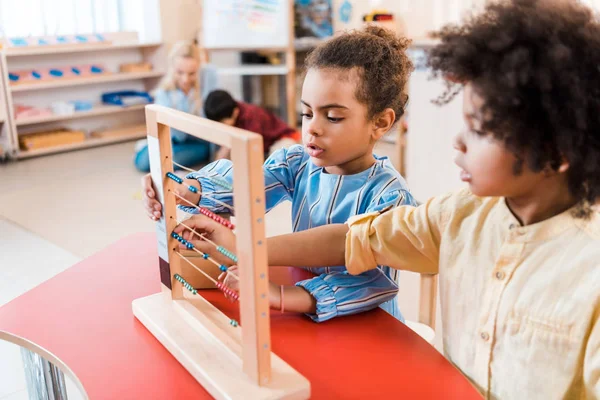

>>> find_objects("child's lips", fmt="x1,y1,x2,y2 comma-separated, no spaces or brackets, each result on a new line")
460,169,472,182
306,144,325,158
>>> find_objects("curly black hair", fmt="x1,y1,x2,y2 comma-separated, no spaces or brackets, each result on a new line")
305,25,413,124
427,0,600,217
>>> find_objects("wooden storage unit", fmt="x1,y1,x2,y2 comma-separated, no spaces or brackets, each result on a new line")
0,32,165,159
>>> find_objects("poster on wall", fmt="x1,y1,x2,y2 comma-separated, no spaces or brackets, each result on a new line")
294,0,333,39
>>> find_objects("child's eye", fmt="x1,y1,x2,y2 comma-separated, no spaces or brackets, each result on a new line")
301,113,312,119
327,117,343,123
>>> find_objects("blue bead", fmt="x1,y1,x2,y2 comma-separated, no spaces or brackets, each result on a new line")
171,232,178,238
219,265,227,272
186,243,194,249
188,186,197,193
203,254,209,259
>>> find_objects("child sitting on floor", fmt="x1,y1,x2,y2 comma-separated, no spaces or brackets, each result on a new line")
203,89,300,159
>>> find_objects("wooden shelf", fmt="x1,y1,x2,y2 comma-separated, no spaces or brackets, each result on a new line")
10,71,164,92
5,42,162,57
217,65,288,76
16,130,146,159
15,104,147,126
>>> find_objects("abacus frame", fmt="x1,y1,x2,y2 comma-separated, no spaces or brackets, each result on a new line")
132,105,310,400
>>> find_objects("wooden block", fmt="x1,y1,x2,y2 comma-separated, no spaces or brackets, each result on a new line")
119,62,153,73
132,293,310,400
18,129,86,150
91,123,146,139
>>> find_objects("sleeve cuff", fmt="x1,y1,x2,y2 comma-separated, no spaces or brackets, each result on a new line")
185,171,220,209
295,276,338,323
345,211,381,276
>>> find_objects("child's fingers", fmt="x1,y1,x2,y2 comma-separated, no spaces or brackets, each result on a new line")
141,174,154,198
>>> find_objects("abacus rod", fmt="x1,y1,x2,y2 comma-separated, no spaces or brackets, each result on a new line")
172,161,197,173
176,252,218,285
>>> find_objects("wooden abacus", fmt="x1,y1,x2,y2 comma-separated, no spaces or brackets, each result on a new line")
132,104,310,399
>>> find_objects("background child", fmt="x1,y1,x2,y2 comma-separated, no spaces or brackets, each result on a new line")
134,41,218,172
179,0,600,397
149,26,416,323
203,89,300,159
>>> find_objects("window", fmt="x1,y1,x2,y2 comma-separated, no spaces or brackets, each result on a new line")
0,0,123,38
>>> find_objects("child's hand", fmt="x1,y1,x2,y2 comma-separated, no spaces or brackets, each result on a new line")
142,174,162,221
142,174,201,221
174,178,201,208
219,265,239,302
173,214,236,266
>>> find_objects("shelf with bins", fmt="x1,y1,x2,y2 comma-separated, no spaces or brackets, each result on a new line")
15,104,147,126
9,71,164,92
1,31,165,159
17,128,147,159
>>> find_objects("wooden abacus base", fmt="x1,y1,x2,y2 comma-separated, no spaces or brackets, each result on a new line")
132,290,310,400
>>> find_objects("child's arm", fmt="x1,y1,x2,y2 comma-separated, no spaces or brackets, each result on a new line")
181,145,306,214
182,191,453,274
269,191,453,275
290,189,416,322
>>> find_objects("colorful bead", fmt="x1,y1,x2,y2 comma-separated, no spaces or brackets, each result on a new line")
208,176,233,191
203,254,209,260
198,207,235,230
230,319,239,327
219,265,227,272
186,242,194,249
187,185,198,193
217,246,238,263
216,281,239,301
171,232,178,239
166,172,183,184
174,273,198,296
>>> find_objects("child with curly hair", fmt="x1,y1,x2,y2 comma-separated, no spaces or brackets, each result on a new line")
181,0,600,397
151,26,417,323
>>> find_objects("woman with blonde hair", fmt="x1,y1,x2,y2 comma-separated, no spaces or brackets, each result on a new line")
134,41,217,172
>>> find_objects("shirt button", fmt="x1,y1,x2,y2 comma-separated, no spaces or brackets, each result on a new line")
509,223,516,229
481,332,490,341
495,271,505,280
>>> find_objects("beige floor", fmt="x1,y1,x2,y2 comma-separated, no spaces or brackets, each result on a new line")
0,141,442,390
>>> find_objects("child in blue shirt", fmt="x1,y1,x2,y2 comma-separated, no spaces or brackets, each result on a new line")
145,26,416,322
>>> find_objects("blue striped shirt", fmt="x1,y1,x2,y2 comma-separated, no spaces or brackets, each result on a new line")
183,144,416,322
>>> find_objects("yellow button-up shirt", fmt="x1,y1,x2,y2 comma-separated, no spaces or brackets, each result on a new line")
346,188,599,399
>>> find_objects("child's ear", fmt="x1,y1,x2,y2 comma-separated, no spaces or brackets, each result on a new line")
557,159,570,173
232,107,240,121
371,108,396,140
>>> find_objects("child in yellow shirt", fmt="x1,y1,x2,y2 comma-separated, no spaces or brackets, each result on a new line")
177,0,600,398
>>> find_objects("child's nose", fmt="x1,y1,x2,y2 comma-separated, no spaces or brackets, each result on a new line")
452,132,467,152
306,118,323,137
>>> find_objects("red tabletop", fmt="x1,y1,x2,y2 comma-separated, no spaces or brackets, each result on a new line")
0,233,481,399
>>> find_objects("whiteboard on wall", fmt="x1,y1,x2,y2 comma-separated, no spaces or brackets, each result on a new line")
202,0,290,49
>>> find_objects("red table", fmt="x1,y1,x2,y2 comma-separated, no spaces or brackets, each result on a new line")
0,233,481,399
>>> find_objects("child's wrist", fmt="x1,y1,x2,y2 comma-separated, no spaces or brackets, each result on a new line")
184,179,202,204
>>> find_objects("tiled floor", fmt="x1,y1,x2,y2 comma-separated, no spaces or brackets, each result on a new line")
0,140,442,398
